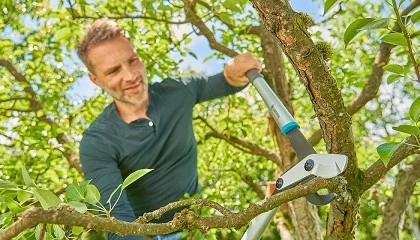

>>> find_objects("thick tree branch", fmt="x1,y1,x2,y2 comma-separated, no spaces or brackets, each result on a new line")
378,157,420,239
0,177,343,239
136,199,233,224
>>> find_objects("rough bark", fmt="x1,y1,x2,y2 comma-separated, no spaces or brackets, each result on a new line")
378,158,420,240
288,198,322,240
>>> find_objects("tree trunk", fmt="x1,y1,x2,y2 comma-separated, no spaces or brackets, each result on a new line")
289,198,322,240
378,158,420,239
260,20,322,240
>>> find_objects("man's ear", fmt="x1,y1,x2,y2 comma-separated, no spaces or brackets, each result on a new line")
88,72,100,87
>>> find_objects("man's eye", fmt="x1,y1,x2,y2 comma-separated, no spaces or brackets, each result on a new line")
130,58,138,63
106,69,118,75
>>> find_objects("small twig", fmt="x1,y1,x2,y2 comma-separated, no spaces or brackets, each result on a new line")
38,223,46,240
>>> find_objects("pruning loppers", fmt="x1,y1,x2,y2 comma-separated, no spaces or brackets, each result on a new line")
241,70,348,240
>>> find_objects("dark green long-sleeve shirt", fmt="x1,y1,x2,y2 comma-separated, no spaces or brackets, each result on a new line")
79,73,246,239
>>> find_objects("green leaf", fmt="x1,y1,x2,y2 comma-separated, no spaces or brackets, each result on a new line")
377,142,403,164
358,18,391,31
4,197,22,212
188,51,197,59
184,37,192,44
0,180,19,189
387,74,402,84
324,0,340,15
344,18,375,47
53,225,66,239
68,201,88,213
409,96,420,122
0,212,12,225
66,184,84,202
222,1,241,12
203,54,214,63
22,166,37,188
121,169,153,190
54,27,72,41
393,124,419,135
381,33,408,46
84,184,100,204
383,64,404,74
32,188,62,210
17,190,32,203
411,11,420,24
72,226,84,235
219,12,234,25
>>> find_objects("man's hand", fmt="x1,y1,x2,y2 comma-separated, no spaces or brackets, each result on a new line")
224,53,263,87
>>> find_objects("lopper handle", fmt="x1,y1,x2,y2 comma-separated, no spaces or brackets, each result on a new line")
246,69,299,134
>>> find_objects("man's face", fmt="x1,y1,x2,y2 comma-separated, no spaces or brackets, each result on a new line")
87,36,148,106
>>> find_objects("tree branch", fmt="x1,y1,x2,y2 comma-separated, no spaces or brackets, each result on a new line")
196,116,283,166
136,199,233,224
360,135,420,193
0,58,42,111
240,173,265,199
378,157,420,239
183,0,238,57
196,0,262,36
0,177,343,239
70,14,189,25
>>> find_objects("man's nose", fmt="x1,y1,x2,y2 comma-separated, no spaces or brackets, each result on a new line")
121,65,136,81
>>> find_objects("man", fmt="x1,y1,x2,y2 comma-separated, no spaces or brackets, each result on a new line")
77,18,262,240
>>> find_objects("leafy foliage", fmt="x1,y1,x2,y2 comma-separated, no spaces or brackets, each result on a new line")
0,167,150,238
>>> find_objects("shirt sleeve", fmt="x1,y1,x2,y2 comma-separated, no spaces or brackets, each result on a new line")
180,72,248,104
80,131,145,240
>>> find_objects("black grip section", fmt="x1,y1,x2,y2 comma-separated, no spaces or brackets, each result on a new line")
245,69,263,83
